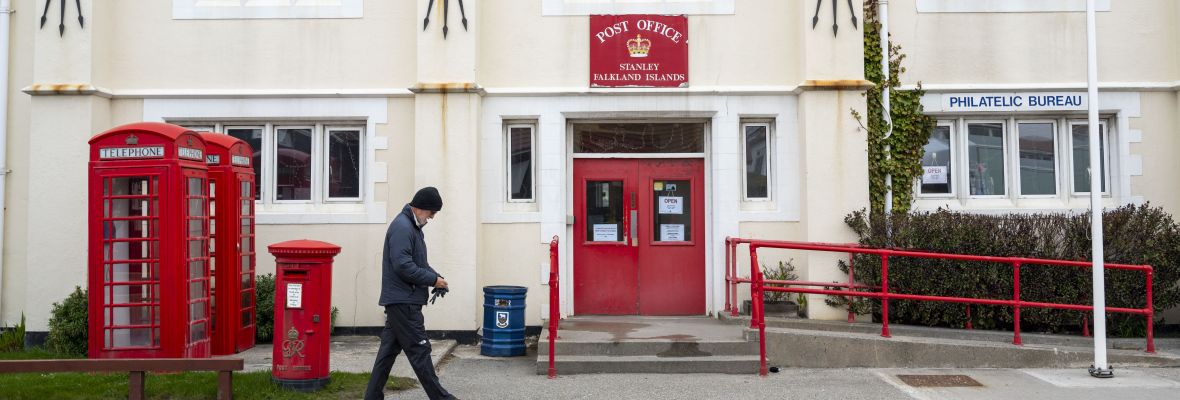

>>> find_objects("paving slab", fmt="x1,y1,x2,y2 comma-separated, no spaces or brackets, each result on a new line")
226,335,457,378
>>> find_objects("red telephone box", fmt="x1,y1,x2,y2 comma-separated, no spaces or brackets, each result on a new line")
269,240,339,391
200,132,257,355
88,122,213,358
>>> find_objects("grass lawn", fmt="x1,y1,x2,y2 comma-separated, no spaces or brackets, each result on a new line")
0,349,417,399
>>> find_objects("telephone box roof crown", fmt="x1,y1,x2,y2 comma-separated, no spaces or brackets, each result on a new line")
89,122,196,145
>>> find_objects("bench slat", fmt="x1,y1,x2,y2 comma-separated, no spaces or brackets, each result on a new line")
0,358,244,373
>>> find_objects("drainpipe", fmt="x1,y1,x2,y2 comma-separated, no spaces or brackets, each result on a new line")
880,0,894,225
0,0,11,319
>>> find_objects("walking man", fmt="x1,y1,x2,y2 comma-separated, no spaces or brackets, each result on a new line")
365,187,456,400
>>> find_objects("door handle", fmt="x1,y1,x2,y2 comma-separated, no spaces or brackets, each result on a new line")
630,192,638,247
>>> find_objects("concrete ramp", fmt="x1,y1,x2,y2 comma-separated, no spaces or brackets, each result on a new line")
536,316,760,374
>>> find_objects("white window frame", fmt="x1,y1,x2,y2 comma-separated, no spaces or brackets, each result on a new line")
740,121,773,202
172,0,364,20
917,121,957,198
273,125,318,205
1067,120,1111,196
505,122,537,203
916,0,1110,13
323,126,365,203
1014,119,1060,199
963,119,1010,199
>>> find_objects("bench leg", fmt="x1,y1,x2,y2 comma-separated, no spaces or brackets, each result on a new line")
218,371,233,400
129,371,145,400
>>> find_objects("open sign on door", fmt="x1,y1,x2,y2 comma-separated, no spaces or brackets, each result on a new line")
658,196,683,214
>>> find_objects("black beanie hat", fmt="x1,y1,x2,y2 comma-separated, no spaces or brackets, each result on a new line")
410,187,443,211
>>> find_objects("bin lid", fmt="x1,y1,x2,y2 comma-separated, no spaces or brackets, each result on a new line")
483,285,527,294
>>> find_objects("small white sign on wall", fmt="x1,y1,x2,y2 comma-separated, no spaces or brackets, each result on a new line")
593,224,618,241
660,224,685,241
286,283,303,309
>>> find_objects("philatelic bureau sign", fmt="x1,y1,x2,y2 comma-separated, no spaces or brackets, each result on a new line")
590,15,688,88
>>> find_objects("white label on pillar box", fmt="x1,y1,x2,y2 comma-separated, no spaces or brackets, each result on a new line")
99,146,165,160
286,283,303,308
178,147,204,161
231,155,251,166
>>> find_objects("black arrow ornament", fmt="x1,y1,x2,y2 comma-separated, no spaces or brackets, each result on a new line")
39,0,84,37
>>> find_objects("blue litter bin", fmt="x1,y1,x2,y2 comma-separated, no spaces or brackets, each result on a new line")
481,285,527,357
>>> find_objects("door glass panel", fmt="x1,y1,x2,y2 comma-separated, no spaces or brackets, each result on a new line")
585,180,624,242
573,123,704,153
652,180,691,242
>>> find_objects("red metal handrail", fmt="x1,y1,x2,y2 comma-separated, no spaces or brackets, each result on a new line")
724,238,1155,377
547,235,560,379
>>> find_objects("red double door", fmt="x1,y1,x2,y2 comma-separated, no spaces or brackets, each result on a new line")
573,158,705,315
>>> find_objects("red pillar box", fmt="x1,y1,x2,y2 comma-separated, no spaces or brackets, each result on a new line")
200,132,257,355
268,240,340,392
87,122,212,358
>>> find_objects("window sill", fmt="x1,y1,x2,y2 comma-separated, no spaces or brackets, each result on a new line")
914,196,1123,214
256,201,387,224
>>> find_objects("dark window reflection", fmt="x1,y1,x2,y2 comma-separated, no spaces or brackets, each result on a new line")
744,125,769,198
574,123,704,153
1072,124,1107,193
509,126,533,200
585,181,623,242
276,128,312,201
921,126,952,194
328,130,361,198
226,128,263,201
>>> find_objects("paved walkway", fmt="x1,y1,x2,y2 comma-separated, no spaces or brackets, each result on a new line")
233,335,457,378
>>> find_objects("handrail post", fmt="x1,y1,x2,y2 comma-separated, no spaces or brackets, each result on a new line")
1146,266,1155,354
1013,261,1022,346
751,245,768,377
847,253,855,323
548,235,559,379
731,239,740,317
725,237,732,315
880,254,891,338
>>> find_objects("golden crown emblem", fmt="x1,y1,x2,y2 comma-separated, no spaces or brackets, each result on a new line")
626,34,651,58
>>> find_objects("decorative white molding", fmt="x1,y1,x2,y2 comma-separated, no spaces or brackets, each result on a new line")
542,0,734,16
173,0,363,19
107,88,413,99
899,82,1180,92
483,85,801,97
916,0,1110,13
143,97,389,224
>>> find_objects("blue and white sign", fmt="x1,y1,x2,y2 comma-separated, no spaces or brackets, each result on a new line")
933,92,1088,112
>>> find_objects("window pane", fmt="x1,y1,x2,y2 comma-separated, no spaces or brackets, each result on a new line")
276,128,313,201
653,180,691,242
921,126,952,194
226,128,263,201
968,123,1006,196
744,125,769,198
585,181,623,242
328,130,361,198
1018,123,1056,195
573,123,704,153
509,126,533,200
1072,124,1107,193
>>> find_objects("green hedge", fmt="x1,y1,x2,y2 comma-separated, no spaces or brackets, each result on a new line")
830,204,1180,337
47,287,88,356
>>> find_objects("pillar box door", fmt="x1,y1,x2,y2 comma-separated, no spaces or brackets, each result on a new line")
88,122,212,359
268,240,340,391
200,132,257,355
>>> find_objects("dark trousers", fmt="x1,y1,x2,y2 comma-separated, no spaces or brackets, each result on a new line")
365,304,453,400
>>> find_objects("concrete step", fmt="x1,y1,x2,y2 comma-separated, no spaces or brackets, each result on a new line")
536,339,758,357
536,355,761,375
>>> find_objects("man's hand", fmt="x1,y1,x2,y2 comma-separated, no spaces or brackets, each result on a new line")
434,276,449,289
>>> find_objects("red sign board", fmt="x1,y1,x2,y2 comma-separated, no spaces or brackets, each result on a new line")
590,15,688,88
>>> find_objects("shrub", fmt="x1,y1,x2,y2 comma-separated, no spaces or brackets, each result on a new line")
761,260,798,303
47,287,88,356
0,313,26,352
830,204,1180,337
255,273,276,343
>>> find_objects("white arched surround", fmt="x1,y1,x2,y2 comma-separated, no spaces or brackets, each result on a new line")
479,93,800,316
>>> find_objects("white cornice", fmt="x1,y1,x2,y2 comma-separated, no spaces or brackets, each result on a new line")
900,82,1180,92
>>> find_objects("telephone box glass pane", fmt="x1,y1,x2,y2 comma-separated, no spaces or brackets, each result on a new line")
190,322,208,341
276,128,312,201
241,311,252,327
227,128,263,201
328,130,362,198
653,180,691,242
585,180,623,242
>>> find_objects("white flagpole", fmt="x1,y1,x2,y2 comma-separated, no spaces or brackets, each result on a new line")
1086,0,1112,378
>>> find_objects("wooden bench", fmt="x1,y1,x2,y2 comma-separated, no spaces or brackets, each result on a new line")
0,358,245,400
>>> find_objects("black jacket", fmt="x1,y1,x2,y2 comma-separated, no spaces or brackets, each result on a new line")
378,204,441,305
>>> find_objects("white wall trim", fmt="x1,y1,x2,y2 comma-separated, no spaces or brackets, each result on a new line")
483,86,801,97
542,0,734,16
143,97,389,224
899,82,1180,92
916,0,1110,13
173,0,363,19
111,88,413,99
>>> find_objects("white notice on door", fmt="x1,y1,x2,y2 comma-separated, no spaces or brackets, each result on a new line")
658,196,683,214
660,224,685,241
286,283,303,309
922,166,948,184
592,224,618,241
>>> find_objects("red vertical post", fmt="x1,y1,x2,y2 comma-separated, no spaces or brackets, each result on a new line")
965,305,973,330
1083,315,1090,337
1146,267,1155,354
880,254,891,338
847,253,855,323
548,236,559,378
724,237,732,316
731,239,740,317
1013,262,1022,346
751,246,768,377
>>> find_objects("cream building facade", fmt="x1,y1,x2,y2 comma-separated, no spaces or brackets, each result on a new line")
0,0,1175,340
